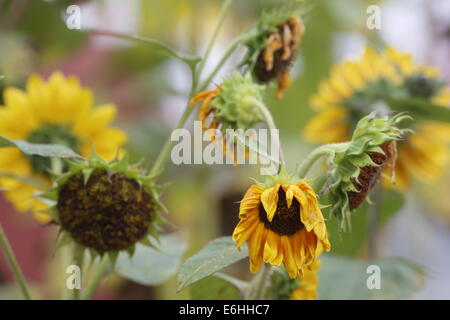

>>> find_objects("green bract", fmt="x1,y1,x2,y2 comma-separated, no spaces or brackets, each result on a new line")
210,72,265,131
324,112,411,231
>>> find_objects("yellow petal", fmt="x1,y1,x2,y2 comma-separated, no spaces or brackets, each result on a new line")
260,184,280,222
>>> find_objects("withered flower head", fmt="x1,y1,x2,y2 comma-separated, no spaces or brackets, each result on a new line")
242,1,307,99
190,72,264,163
324,112,411,230
41,154,164,263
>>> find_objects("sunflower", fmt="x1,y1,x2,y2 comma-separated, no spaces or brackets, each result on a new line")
254,17,305,100
190,72,264,164
42,154,163,262
303,46,450,188
291,259,320,300
0,72,127,222
232,176,330,279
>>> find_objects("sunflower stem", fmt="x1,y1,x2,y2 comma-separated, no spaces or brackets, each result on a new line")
297,143,348,178
81,255,109,300
247,264,272,300
0,223,32,300
251,99,286,173
194,0,234,88
72,247,84,300
368,184,382,259
198,35,246,92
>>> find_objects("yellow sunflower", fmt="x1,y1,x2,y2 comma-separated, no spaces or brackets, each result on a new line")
232,180,330,279
303,46,450,188
291,259,320,300
0,72,127,222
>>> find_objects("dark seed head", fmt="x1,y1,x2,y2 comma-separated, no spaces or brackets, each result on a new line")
347,142,395,211
258,188,304,236
57,169,154,252
254,19,300,83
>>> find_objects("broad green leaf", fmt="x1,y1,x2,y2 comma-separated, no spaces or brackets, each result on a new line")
388,98,450,123
0,136,81,159
190,276,242,300
318,254,424,299
0,172,47,188
115,232,188,286
177,236,248,292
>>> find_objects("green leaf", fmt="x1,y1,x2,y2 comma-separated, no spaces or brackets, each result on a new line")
177,236,248,292
115,232,188,286
318,254,424,299
0,136,81,159
0,172,47,188
190,276,242,300
388,98,450,123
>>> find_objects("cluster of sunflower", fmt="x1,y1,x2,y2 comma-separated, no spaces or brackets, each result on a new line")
1,0,449,301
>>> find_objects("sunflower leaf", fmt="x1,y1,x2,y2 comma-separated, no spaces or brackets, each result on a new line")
189,276,242,300
387,98,450,123
0,136,82,159
177,236,248,292
318,254,424,299
115,232,188,286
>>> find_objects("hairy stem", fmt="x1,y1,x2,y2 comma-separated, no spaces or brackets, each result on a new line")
246,265,272,300
81,256,109,300
0,223,31,300
297,143,347,178
368,185,382,259
195,0,234,87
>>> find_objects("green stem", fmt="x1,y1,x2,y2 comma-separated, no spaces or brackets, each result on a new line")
195,0,234,87
252,99,286,170
72,247,84,300
198,35,245,92
0,223,31,300
149,100,195,177
81,256,109,300
297,143,347,178
247,264,272,300
368,185,382,259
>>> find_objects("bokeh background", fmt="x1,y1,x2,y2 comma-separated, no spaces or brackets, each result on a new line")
1,0,450,299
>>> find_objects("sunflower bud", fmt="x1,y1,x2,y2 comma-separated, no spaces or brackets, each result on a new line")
325,112,411,230
190,72,264,163
42,154,164,262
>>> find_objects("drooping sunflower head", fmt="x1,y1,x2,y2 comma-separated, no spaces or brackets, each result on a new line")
42,154,163,262
242,0,307,99
190,72,264,163
232,170,330,279
324,112,410,230
0,72,127,222
266,259,320,300
303,46,450,189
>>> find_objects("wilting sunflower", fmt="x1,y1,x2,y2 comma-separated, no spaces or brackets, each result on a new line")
243,1,307,100
0,72,127,222
304,46,450,188
232,173,330,279
41,154,163,262
190,72,264,164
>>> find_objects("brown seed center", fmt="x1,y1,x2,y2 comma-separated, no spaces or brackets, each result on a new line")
258,188,304,236
57,169,154,253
